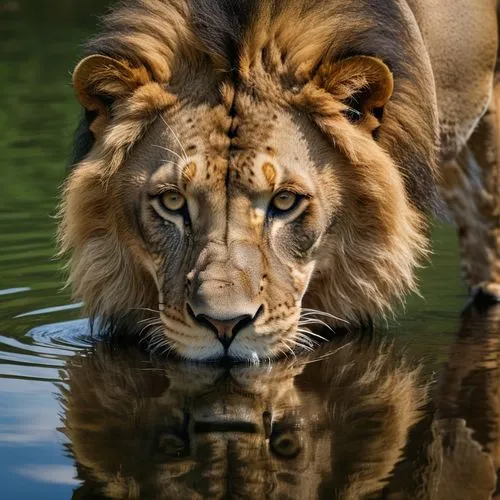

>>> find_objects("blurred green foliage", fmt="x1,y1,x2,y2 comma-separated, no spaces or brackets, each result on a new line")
0,0,112,205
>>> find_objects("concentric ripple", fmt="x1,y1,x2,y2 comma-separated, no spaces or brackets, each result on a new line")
0,319,93,383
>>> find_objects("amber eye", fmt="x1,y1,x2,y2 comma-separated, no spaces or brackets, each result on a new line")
160,190,186,212
271,190,298,212
270,431,301,459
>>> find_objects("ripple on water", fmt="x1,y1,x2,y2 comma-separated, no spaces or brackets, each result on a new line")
0,287,31,296
26,318,94,350
0,319,94,382
14,303,84,319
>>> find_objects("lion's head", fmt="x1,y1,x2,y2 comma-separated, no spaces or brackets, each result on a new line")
59,0,437,359
60,338,426,499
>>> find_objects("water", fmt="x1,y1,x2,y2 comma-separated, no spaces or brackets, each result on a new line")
0,1,497,498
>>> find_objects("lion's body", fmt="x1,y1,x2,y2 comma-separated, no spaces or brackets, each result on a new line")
60,0,500,360
409,0,498,158
409,0,500,295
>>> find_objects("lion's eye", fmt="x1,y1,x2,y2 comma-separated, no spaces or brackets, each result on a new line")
271,191,298,212
270,431,301,459
160,190,186,212
157,432,190,459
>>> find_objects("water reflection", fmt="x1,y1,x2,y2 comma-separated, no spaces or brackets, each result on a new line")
60,337,426,499
58,304,500,499
432,304,500,499
384,304,500,499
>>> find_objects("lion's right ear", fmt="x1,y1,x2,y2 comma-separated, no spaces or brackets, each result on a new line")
314,56,394,136
72,55,150,135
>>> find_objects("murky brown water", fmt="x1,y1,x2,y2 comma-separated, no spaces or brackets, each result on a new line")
1,1,498,499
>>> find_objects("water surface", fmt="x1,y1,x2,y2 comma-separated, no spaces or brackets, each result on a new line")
1,1,497,498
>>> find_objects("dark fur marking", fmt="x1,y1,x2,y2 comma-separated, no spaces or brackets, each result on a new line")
70,112,96,169
190,0,259,69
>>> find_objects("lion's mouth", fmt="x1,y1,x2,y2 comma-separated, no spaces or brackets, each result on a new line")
158,304,325,362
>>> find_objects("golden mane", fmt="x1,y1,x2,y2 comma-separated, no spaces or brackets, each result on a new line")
59,0,440,353
74,0,438,211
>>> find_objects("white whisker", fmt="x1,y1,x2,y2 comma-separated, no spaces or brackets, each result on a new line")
302,341,354,366
298,322,335,340
159,114,189,161
137,316,162,325
157,337,175,356
299,317,334,332
152,144,184,162
283,340,297,358
291,342,313,352
138,322,157,338
301,308,350,325
132,307,161,314
305,330,329,342
288,333,314,352
296,325,329,343
295,331,316,346
149,334,169,354
281,339,297,358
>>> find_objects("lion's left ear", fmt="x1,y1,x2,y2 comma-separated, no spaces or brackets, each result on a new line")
72,55,151,135
317,56,394,131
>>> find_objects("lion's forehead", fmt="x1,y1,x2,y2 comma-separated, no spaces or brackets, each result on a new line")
148,134,284,193
168,91,277,150
205,152,280,193
144,100,320,197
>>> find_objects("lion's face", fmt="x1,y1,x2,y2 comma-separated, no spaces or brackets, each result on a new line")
114,94,343,360
60,0,434,360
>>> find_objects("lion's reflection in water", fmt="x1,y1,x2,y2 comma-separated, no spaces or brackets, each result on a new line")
60,304,500,499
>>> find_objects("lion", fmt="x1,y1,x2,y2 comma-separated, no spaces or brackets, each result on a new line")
59,0,500,360
60,338,427,499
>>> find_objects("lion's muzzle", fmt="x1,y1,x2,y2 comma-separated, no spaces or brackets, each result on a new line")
187,240,264,349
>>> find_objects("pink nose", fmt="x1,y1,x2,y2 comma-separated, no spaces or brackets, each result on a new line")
196,314,254,349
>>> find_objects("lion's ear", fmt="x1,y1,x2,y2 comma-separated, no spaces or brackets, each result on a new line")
318,56,394,131
72,55,150,135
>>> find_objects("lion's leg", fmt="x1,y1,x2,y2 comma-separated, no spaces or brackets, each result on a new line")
440,80,500,302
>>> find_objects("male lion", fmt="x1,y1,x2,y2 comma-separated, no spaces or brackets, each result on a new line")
59,0,500,360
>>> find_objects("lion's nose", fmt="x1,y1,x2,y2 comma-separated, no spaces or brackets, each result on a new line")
201,315,250,348
188,305,262,349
